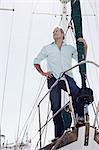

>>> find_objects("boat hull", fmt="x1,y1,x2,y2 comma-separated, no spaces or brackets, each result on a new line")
58,126,99,150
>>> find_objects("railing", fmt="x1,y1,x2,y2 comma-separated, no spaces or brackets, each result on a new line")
38,60,99,149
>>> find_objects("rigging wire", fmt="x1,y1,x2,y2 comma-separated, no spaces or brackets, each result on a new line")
16,5,34,143
34,101,70,150
86,78,97,109
0,0,15,11
15,0,43,143
33,101,51,149
94,0,99,62
34,109,52,150
32,0,40,11
86,77,99,125
27,1,61,147
84,0,99,126
65,0,99,127
47,0,60,35
34,0,99,148
21,125,28,143
30,0,99,148
0,1,15,148
33,1,83,148
83,1,99,100
32,60,99,149
68,20,76,44
0,9,15,129
34,108,51,150
0,0,1,7
87,0,96,16
17,0,48,142
43,101,51,147
15,0,99,148
35,3,64,147
31,12,55,148
38,2,69,146
29,1,63,148
18,78,46,141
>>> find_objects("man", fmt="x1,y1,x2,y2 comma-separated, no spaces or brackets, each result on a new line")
34,27,87,138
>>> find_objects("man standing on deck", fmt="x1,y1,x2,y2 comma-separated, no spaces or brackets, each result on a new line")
34,27,87,138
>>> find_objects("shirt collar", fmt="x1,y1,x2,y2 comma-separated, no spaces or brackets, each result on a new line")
51,41,67,46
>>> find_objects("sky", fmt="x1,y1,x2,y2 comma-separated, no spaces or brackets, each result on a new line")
1,0,99,149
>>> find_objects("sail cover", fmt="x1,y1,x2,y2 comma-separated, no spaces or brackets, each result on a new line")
71,0,86,87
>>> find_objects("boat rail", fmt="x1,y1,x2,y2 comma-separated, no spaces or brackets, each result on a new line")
38,60,99,149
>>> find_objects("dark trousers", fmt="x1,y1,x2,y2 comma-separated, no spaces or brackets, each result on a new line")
47,75,84,138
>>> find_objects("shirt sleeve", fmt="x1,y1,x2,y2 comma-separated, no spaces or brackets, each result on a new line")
34,46,48,64
72,46,78,61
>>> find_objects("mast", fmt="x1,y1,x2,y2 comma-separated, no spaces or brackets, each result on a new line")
71,0,86,88
59,0,71,32
59,0,87,88
71,0,96,146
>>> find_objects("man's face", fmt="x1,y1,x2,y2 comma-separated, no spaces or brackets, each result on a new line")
53,27,64,40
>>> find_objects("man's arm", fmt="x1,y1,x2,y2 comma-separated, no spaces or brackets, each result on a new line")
33,46,53,79
34,64,44,75
34,64,53,79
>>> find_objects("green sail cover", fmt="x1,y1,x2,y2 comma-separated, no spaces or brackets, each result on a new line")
61,0,86,130
71,0,86,80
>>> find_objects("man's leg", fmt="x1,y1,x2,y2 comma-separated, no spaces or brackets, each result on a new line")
59,75,84,117
47,77,64,138
65,75,84,117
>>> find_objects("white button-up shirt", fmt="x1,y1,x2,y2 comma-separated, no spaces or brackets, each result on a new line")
34,42,78,79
